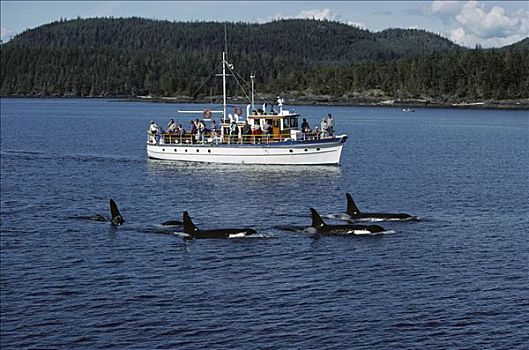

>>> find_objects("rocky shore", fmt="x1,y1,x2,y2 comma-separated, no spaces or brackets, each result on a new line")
125,94,529,110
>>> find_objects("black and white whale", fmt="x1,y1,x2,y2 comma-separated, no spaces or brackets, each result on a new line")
160,219,183,226
308,208,386,235
70,199,124,225
182,211,257,239
327,193,418,222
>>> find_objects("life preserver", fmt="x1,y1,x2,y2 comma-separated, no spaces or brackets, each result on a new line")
203,109,212,119
234,107,243,116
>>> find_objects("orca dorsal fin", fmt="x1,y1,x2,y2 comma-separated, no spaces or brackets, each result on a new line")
109,199,124,225
183,211,199,234
310,208,326,228
346,193,360,215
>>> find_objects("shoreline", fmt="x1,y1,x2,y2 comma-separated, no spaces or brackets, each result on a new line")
2,95,528,110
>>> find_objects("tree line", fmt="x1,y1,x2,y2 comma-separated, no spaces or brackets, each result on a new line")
1,18,527,101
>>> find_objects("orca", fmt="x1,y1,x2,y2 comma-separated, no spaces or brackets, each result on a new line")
70,199,124,225
328,193,418,222
161,220,183,226
182,211,257,239
308,208,385,235
108,199,124,225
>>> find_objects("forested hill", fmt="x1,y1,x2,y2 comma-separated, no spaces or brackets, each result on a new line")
5,17,461,64
1,17,528,104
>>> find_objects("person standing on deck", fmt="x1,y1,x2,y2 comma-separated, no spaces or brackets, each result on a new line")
166,118,177,133
301,118,311,133
242,121,251,143
149,120,161,144
326,114,335,136
320,118,328,138
198,119,205,143
210,120,217,138
190,120,198,143
230,121,238,144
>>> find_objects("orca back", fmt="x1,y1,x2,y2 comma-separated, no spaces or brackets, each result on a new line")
310,208,326,228
183,211,199,234
346,193,360,216
109,199,124,225
161,220,183,226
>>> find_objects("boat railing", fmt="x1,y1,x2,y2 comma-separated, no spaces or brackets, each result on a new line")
147,130,333,145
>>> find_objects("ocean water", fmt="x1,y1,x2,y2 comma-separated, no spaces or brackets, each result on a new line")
1,98,528,349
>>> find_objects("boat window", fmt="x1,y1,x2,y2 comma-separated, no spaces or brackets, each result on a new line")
290,118,298,127
273,120,280,127
283,118,290,128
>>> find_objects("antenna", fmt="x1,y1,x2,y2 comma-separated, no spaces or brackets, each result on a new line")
224,23,228,59
250,72,255,112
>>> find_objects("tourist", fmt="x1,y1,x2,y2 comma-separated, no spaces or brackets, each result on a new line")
320,118,328,138
210,120,217,138
230,121,238,143
326,114,335,136
242,121,251,143
198,119,205,143
301,118,311,133
166,118,176,133
148,120,161,144
149,120,160,134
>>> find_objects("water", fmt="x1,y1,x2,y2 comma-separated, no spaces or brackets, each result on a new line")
1,98,528,349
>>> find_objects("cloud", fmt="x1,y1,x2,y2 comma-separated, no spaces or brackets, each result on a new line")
430,1,463,16
346,21,367,29
262,8,339,22
89,1,124,18
1,27,15,41
260,8,366,29
295,9,340,21
428,1,529,47
456,1,523,37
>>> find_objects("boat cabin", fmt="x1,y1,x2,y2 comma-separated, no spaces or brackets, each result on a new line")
219,101,302,143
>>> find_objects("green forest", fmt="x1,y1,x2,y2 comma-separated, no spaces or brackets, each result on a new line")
1,17,528,103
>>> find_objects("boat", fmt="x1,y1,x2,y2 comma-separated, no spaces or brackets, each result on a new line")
146,52,347,165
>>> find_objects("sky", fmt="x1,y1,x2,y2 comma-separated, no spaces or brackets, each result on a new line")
1,1,528,48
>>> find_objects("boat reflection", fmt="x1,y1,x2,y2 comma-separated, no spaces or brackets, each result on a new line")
146,159,342,179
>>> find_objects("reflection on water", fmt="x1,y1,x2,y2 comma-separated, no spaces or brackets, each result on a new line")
146,159,342,179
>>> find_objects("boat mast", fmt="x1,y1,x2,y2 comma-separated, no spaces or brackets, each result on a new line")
250,72,255,112
223,24,228,121
222,51,227,121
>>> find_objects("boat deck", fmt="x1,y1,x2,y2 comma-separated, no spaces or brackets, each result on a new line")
150,131,338,146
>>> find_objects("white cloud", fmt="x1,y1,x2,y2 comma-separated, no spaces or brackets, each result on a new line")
261,8,365,29
1,27,15,41
295,9,340,21
430,1,529,47
456,1,523,37
346,20,367,29
430,1,463,15
262,8,340,22
89,1,124,18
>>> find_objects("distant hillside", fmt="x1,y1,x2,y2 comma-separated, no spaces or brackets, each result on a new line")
1,17,528,103
6,17,462,64
499,37,529,51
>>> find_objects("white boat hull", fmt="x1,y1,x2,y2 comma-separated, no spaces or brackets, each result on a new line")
146,136,347,165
